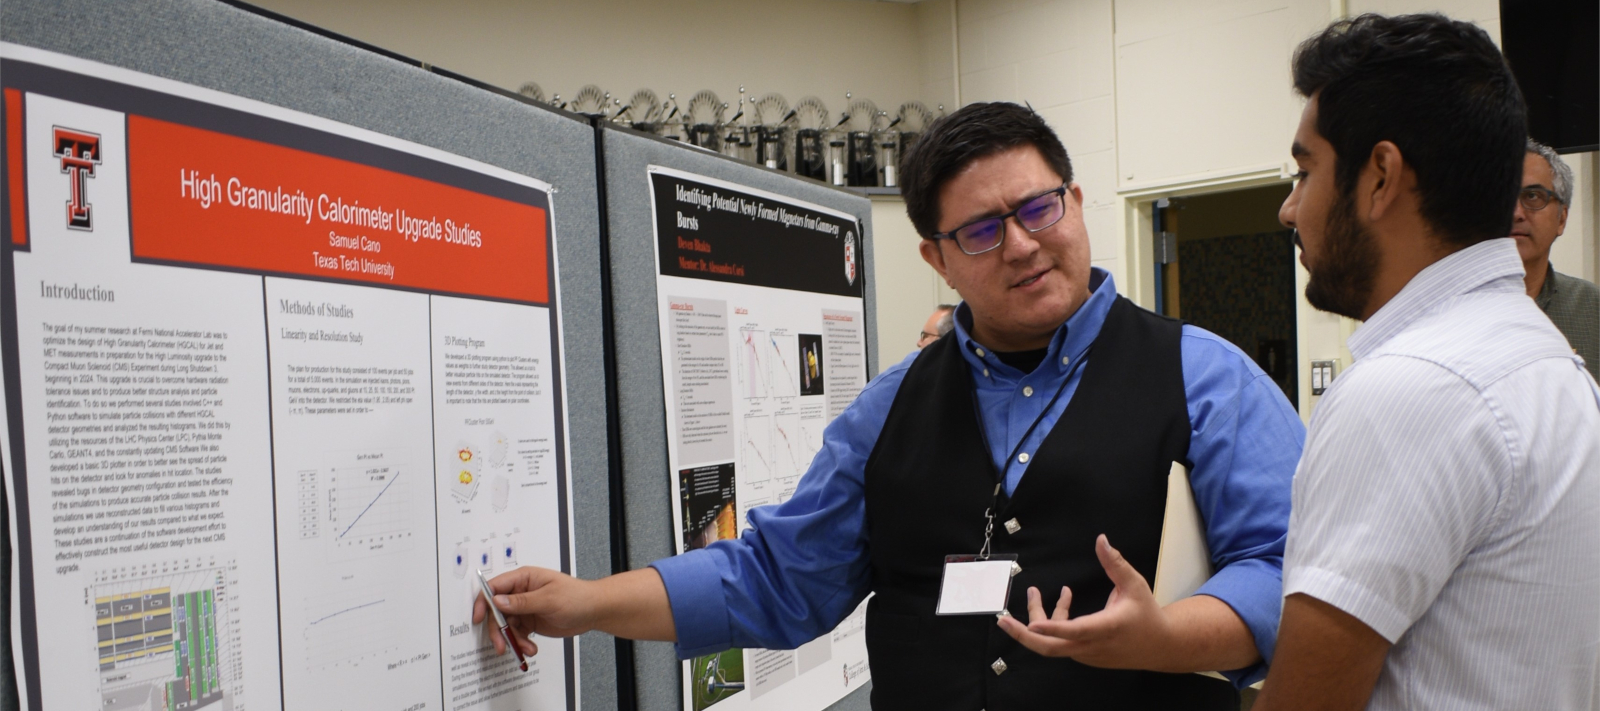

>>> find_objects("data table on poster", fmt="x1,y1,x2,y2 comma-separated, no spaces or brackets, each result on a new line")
0,44,577,711
649,166,871,711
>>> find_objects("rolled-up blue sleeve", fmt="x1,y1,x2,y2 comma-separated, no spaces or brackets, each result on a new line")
650,548,731,656
1180,326,1304,687
651,352,915,658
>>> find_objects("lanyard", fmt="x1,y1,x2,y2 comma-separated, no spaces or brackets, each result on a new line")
970,346,1092,559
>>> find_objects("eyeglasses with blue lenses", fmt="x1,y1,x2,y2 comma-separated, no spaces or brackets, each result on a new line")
932,184,1069,255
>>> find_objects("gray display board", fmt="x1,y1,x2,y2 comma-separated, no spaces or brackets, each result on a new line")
599,124,876,711
0,1,615,710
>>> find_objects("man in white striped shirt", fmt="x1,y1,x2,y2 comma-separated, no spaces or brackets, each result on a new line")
1254,13,1600,711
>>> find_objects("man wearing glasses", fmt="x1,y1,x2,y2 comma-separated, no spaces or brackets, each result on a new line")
916,303,957,349
1513,140,1598,379
475,102,1302,710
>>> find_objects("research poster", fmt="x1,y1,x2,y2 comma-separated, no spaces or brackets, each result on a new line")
649,167,871,711
0,45,577,711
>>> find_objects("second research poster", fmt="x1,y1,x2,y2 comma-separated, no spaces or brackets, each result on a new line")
649,166,870,711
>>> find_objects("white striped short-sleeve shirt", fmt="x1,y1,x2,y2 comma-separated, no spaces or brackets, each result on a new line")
1284,238,1600,710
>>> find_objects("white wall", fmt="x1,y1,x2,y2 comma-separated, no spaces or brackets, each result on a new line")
1549,152,1600,283
251,0,927,119
887,0,1124,370
915,0,959,113
929,0,1125,289
1114,0,1330,193
871,196,947,373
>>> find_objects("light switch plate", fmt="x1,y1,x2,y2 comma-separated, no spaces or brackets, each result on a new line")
1310,360,1338,395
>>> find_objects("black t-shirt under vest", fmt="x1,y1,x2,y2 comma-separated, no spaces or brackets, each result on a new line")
861,296,1238,710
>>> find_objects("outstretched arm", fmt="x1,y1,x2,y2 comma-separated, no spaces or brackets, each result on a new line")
475,357,917,659
471,567,676,656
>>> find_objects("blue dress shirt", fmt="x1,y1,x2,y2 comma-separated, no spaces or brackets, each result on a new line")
652,269,1303,686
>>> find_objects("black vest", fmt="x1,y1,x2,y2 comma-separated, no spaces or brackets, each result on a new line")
862,297,1237,710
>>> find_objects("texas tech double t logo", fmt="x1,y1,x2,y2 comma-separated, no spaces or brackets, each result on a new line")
52,127,100,231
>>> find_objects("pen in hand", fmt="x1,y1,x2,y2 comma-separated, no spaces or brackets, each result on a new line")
477,569,529,672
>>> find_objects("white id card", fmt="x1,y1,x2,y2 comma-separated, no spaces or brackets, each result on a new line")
936,554,1018,615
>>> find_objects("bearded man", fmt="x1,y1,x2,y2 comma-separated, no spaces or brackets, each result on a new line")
1253,13,1600,711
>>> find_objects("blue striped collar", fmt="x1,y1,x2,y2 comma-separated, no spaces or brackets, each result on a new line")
1348,237,1526,361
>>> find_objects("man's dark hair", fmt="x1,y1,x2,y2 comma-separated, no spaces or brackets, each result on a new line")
897,102,1073,238
1292,13,1526,247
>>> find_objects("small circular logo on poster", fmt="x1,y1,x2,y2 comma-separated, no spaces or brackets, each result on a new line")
844,230,857,286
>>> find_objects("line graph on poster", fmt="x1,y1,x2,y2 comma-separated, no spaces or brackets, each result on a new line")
91,558,244,711
737,328,809,401
772,414,820,482
737,329,770,400
741,415,773,491
328,464,417,556
300,578,406,673
740,413,823,499
766,331,798,398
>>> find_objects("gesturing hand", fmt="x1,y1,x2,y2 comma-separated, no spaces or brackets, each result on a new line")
996,534,1178,670
472,566,598,657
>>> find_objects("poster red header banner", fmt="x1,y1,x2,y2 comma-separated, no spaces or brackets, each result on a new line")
128,115,549,303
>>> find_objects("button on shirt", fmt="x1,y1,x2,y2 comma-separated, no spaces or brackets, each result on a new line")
653,269,1304,685
1284,239,1600,710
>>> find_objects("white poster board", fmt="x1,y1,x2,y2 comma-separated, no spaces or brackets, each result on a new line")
648,166,871,711
0,45,578,711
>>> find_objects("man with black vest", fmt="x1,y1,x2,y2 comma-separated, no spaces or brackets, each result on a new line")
475,102,1304,709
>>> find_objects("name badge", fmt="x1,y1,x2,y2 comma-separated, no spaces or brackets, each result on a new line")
936,554,1018,615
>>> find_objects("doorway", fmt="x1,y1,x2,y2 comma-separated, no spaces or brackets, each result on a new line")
1154,183,1298,408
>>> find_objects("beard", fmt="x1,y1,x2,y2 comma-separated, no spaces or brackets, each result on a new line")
1303,192,1379,320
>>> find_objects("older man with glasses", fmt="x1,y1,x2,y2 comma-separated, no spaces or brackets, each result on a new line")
917,303,957,349
1513,140,1598,379
472,102,1303,710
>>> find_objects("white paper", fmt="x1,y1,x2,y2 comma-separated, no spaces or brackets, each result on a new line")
1152,462,1213,606
649,166,872,711
0,44,577,711
936,560,1016,615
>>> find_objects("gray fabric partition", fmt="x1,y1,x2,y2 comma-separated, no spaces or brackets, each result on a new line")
599,124,877,711
0,1,616,709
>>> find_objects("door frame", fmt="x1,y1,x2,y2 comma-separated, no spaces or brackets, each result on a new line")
1117,166,1354,422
